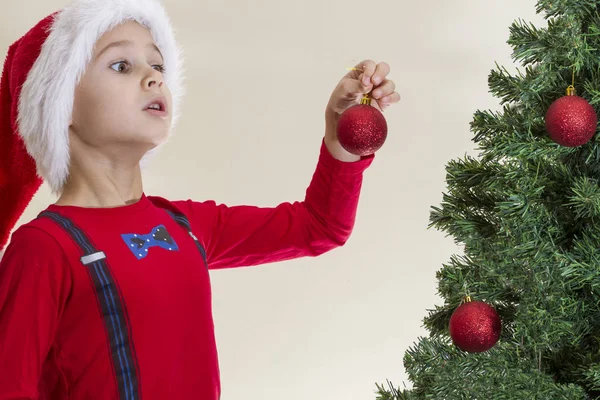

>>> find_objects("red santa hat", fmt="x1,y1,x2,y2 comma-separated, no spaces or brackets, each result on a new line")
0,0,184,251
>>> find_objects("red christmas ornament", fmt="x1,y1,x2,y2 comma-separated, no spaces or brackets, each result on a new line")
337,93,388,156
449,297,501,353
545,86,597,147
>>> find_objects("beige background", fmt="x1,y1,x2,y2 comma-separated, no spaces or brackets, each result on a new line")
1,0,545,398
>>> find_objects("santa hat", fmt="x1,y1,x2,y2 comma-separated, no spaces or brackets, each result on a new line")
0,0,184,251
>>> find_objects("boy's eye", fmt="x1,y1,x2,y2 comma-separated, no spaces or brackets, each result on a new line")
109,61,164,73
110,61,129,73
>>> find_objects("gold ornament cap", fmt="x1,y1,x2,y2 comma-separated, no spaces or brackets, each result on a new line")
360,93,371,105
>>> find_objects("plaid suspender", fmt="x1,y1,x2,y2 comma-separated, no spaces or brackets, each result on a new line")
162,209,208,268
38,210,142,400
36,207,208,399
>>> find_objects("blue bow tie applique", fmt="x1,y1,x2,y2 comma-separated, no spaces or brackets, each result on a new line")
122,225,179,260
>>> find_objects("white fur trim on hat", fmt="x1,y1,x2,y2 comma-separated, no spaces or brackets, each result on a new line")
17,0,185,195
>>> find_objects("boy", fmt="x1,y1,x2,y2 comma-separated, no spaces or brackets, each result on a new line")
0,0,399,398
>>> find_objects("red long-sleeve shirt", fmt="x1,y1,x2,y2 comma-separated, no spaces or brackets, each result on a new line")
0,141,373,399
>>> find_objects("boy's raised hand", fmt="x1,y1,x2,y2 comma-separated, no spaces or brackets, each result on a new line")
327,60,400,116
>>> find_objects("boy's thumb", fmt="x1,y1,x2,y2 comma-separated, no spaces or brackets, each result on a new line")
343,74,371,97
358,73,373,93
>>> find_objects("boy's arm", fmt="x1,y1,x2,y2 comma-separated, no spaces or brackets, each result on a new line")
0,227,72,399
168,58,399,270
172,138,374,270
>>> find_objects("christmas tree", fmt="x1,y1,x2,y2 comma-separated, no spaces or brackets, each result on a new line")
376,1,600,398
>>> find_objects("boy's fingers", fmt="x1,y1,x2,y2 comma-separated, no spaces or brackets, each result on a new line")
372,79,395,99
371,62,390,85
359,60,377,86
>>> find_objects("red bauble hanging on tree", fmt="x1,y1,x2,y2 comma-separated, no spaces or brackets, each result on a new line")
545,86,597,147
449,296,501,353
337,93,388,156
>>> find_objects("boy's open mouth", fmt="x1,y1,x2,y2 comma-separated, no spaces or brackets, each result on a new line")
143,96,168,116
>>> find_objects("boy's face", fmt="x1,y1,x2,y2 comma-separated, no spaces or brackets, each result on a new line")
70,21,173,156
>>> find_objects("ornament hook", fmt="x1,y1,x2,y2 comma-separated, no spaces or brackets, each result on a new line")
360,93,371,105
346,66,372,105
567,66,576,95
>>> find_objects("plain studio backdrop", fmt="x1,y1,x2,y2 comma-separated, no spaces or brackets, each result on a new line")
1,0,546,399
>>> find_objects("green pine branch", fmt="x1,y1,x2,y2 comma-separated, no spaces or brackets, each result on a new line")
536,0,599,20
376,0,600,398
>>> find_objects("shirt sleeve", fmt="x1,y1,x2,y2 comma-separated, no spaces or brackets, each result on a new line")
0,226,72,399
172,139,374,270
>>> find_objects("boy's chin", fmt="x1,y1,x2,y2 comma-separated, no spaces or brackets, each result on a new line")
133,130,170,147
112,131,170,158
